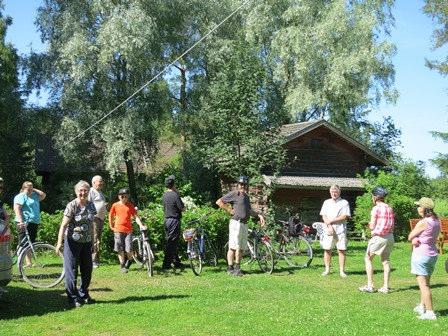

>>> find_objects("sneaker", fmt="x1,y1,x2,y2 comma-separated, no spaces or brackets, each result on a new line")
377,286,389,294
418,311,437,320
358,285,375,293
125,260,133,269
69,299,83,308
92,262,99,269
120,267,128,274
81,296,96,305
232,268,243,277
339,272,348,278
321,270,330,276
413,304,425,315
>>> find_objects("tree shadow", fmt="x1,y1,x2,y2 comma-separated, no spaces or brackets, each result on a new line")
0,285,190,320
345,268,397,276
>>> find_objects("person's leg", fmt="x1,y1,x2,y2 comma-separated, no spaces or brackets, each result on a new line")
162,219,178,268
92,218,104,265
63,237,81,305
337,249,346,275
323,250,331,275
78,243,93,300
381,256,391,289
417,275,433,311
365,253,375,288
171,220,182,267
24,223,39,266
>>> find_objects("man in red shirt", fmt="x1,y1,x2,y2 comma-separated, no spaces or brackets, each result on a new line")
109,188,145,273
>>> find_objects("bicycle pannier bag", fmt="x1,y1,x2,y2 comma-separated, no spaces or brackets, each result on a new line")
183,228,196,241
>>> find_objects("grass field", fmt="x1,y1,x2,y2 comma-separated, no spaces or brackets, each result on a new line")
0,242,447,336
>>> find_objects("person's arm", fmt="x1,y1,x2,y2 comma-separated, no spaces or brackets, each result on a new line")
134,215,146,229
109,205,115,231
408,220,427,241
249,209,265,227
368,207,378,230
33,188,46,201
13,199,25,231
55,215,70,255
216,198,233,215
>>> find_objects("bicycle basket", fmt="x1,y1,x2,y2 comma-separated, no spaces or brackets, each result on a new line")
182,228,196,241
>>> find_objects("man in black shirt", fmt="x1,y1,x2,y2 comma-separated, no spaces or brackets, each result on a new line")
216,176,265,276
162,175,185,270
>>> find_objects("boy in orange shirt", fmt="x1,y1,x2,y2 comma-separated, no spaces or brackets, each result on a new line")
109,188,145,273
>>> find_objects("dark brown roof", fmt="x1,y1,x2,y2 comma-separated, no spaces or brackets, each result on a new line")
280,119,387,166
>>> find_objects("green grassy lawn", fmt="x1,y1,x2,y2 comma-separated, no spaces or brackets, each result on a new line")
1,242,447,336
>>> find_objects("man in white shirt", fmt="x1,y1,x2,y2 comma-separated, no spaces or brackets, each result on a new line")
88,175,107,268
319,185,350,277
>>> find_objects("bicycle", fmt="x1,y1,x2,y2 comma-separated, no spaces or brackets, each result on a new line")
266,219,313,269
183,216,218,276
224,228,275,274
131,226,155,277
3,224,65,288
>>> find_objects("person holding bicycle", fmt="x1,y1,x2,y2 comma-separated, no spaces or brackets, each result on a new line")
109,188,145,273
162,175,185,270
359,186,394,294
13,181,46,266
55,180,96,308
216,175,265,276
319,184,350,277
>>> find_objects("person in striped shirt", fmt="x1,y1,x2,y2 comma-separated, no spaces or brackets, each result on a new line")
359,186,395,293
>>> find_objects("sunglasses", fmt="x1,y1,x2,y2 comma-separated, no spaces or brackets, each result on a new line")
119,194,129,197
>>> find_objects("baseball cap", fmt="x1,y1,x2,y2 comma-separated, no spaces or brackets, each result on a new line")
414,197,434,209
118,188,130,195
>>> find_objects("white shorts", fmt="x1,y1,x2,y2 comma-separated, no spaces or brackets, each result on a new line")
320,229,347,251
228,219,248,250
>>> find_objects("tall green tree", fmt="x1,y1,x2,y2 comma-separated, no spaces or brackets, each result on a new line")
0,2,35,199
189,38,286,179
424,0,448,177
33,0,172,203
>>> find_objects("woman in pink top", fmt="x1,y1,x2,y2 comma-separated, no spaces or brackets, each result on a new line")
408,197,440,321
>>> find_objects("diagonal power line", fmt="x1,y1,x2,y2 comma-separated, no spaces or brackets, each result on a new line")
63,0,252,147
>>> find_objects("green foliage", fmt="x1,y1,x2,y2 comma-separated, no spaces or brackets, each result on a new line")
434,198,448,217
189,39,286,179
0,7,35,199
354,161,431,239
423,0,448,76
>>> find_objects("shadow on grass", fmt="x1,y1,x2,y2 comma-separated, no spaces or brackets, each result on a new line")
392,283,448,293
0,285,190,320
346,268,397,276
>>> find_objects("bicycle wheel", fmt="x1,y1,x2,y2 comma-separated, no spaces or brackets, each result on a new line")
203,239,218,267
282,236,313,268
256,241,275,274
142,241,154,277
19,243,64,288
239,241,256,272
188,240,202,276
132,237,144,267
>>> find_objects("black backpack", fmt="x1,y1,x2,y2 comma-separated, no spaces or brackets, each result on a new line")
288,217,303,237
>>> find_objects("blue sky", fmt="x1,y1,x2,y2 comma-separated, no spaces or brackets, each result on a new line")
3,0,447,178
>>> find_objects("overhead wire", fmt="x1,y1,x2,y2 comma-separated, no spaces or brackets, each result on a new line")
63,0,252,147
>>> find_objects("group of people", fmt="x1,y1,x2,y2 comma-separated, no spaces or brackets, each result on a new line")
0,175,443,319
217,179,442,321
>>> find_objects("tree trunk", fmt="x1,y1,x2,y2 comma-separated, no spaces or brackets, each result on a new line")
124,150,138,206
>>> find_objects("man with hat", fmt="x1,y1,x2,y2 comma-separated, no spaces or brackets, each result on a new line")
216,175,265,276
162,175,185,270
109,188,145,273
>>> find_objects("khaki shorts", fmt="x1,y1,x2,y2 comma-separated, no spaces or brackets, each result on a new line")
320,230,347,250
228,219,248,250
366,234,394,260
